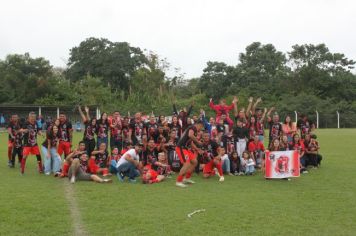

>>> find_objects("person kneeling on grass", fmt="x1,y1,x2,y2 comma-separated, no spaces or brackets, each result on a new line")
202,146,225,182
141,165,165,184
115,143,143,183
68,152,112,184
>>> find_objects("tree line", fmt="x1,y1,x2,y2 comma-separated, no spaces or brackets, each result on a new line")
0,37,355,127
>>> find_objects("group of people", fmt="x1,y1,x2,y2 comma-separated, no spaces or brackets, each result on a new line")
5,96,323,187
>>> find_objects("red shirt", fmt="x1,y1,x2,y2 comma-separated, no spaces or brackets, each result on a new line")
248,141,265,152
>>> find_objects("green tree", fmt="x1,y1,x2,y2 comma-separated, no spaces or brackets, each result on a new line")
66,37,147,92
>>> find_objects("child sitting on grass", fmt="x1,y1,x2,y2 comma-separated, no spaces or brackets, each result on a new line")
240,151,255,175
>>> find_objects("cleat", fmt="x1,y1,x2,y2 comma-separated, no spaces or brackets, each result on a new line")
176,182,187,188
219,176,225,182
183,178,195,184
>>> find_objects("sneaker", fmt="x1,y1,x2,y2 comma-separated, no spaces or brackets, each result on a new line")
102,179,113,183
70,175,76,184
301,170,308,174
238,172,244,176
54,172,61,177
45,172,51,176
233,172,239,176
7,161,12,167
219,176,225,182
116,173,124,182
228,173,234,176
176,182,187,188
183,178,195,184
128,178,137,184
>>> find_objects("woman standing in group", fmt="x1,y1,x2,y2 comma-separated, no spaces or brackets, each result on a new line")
97,112,109,149
41,125,61,175
282,115,296,143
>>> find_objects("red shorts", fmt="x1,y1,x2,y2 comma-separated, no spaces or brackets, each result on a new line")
58,141,71,156
8,140,13,148
148,169,158,180
23,146,40,156
203,160,216,175
175,146,196,164
88,159,100,174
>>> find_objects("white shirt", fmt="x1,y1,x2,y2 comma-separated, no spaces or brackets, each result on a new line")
116,149,140,168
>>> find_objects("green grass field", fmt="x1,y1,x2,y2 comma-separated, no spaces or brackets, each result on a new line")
0,129,356,236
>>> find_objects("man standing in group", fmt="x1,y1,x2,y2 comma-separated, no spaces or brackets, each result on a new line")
20,112,43,174
58,113,73,159
175,120,204,188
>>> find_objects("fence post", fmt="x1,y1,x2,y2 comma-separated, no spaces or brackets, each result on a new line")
315,110,319,129
337,111,340,129
294,111,298,123
57,107,60,118
38,107,42,116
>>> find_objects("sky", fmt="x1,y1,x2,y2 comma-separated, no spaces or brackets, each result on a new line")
0,0,355,78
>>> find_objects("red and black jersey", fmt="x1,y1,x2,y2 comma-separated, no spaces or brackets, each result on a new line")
247,122,258,139
83,121,97,141
59,121,72,142
42,131,59,148
169,123,182,138
145,122,158,140
80,159,89,173
297,119,312,137
7,121,20,141
256,120,264,136
130,121,145,144
97,119,109,138
95,151,109,168
268,121,282,140
110,154,121,162
177,125,197,149
21,121,39,147
289,140,305,154
306,140,319,152
13,132,23,148
142,147,159,170
110,118,123,140
199,140,219,164
248,141,265,153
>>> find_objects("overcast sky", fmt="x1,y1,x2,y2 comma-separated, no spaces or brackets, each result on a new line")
0,0,355,78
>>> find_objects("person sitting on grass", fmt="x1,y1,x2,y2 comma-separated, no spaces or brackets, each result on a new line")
240,151,255,175
115,143,143,183
229,151,241,175
89,142,111,177
68,152,112,184
109,147,121,174
60,141,87,177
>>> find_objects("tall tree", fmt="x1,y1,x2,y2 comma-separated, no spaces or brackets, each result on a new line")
66,37,147,91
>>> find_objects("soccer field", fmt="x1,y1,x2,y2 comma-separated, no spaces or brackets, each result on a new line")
0,129,355,236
